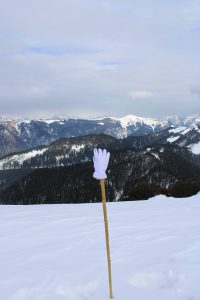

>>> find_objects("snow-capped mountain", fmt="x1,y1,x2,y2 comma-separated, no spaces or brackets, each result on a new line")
1,124,200,171
0,114,200,158
165,114,200,127
109,114,168,135
1,129,200,203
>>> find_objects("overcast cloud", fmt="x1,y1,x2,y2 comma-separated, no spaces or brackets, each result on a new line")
0,0,200,119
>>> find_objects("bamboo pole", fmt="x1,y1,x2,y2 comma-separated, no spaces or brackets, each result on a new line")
100,179,113,299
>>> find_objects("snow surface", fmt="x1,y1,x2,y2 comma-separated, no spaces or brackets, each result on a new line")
180,127,193,135
0,195,200,300
151,153,160,160
168,127,186,134
40,119,65,124
71,145,85,152
16,119,32,124
167,136,180,143
169,126,197,137
188,142,200,155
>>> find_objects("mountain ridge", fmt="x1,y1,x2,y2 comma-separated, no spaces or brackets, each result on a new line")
1,143,200,204
1,124,200,171
0,114,200,158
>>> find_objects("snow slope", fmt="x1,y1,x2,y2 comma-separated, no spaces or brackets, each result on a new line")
0,195,200,300
0,148,47,170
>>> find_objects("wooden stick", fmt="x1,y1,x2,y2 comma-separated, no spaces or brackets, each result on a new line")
100,179,113,299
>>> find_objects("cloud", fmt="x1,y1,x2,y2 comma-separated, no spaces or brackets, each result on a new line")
128,90,155,99
190,85,200,99
0,0,200,118
22,45,103,56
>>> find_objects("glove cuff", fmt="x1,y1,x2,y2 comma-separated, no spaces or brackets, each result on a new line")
93,171,107,180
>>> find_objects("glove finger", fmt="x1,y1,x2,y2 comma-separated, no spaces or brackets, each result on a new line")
98,148,103,156
102,149,107,159
93,148,98,156
105,152,110,167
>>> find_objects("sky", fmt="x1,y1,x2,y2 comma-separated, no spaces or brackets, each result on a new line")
0,0,200,119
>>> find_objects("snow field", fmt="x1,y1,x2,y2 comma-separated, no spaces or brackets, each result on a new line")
0,195,200,300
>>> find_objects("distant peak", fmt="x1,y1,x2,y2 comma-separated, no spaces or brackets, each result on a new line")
108,114,163,128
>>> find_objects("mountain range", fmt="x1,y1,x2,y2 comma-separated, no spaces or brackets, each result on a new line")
0,124,200,171
1,142,200,204
1,114,200,204
1,114,200,158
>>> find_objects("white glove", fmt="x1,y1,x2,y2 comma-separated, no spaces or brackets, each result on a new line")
93,148,110,180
